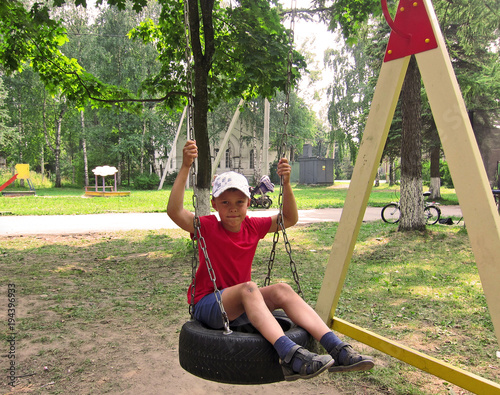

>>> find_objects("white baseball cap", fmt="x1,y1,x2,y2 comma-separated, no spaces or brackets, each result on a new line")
212,171,251,199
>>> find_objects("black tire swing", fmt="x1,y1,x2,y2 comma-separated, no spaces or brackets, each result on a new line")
179,311,309,384
177,0,309,385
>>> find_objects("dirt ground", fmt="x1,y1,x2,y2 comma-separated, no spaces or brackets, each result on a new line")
2,306,346,395
1,228,475,395
4,317,344,395
1,232,355,395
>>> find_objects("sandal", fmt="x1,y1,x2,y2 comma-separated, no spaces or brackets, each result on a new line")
328,342,374,373
280,345,334,381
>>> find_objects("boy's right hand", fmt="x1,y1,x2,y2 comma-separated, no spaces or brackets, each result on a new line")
167,139,198,233
183,140,198,168
277,157,292,185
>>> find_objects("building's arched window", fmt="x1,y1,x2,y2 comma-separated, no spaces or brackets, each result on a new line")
225,148,230,168
214,148,220,168
250,149,255,169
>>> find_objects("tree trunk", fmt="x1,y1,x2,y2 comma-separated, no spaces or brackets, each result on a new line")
398,56,424,232
54,104,66,188
81,110,89,187
429,145,441,199
117,116,122,186
389,157,395,186
40,144,44,183
189,0,215,216
117,141,122,185
43,94,66,188
141,112,146,174
374,169,380,187
252,125,258,181
42,94,49,181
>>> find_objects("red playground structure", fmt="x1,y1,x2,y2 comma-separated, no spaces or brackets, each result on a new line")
0,174,18,192
0,164,35,196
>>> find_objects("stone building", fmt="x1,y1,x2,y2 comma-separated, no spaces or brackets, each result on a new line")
163,119,278,186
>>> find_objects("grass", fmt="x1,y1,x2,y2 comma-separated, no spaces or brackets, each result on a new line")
0,182,459,215
1,223,498,394
0,176,485,393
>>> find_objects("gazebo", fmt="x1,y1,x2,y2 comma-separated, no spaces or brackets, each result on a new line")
84,166,130,197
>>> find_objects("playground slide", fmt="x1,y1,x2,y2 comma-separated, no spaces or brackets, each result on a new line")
0,174,18,192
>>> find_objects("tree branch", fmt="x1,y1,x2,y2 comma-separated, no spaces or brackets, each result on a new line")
29,35,188,105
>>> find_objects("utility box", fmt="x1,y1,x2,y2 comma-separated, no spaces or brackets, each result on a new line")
298,144,334,185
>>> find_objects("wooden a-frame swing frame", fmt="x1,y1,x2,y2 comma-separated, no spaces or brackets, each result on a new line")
315,0,500,393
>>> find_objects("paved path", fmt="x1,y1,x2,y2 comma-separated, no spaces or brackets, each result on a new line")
0,206,463,236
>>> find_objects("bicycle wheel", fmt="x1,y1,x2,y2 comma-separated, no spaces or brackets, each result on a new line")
381,203,400,224
424,205,441,225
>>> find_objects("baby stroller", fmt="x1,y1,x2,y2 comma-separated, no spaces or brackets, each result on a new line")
250,175,274,209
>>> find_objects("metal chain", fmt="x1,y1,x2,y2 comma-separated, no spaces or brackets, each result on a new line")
184,0,198,318
264,0,302,298
184,0,232,334
183,0,194,143
196,229,233,334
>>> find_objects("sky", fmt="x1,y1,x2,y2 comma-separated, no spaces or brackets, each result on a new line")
284,0,338,126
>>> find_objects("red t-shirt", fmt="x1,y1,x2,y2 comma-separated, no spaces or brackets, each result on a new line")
188,214,272,304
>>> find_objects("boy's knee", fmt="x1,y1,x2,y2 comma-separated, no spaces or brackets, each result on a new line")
275,282,294,293
243,281,259,293
240,282,263,304
272,283,295,303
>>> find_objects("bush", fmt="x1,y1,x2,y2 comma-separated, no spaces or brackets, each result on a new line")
163,171,178,187
440,161,454,188
133,173,160,190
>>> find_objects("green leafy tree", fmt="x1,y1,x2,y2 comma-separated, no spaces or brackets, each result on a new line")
59,2,100,186
0,0,305,212
314,0,498,230
89,4,159,185
418,0,500,196
431,0,500,188
3,69,48,174
0,77,15,164
325,31,374,164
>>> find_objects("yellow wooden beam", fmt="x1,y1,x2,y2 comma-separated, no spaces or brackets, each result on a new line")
416,0,500,348
315,1,500,393
332,318,500,395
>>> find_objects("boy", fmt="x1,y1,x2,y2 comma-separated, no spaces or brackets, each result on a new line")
167,140,374,381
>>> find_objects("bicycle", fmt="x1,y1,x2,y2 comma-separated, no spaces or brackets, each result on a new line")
381,191,441,225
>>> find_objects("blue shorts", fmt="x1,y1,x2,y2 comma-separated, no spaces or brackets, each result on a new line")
194,290,248,329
